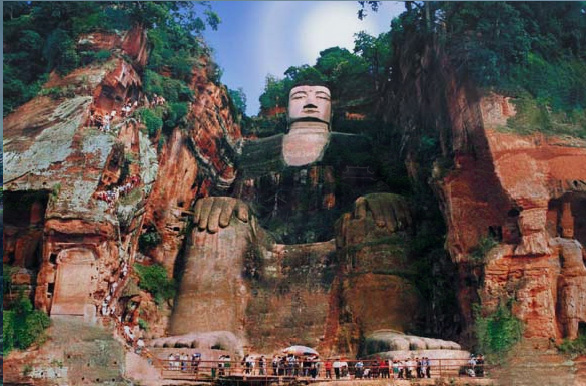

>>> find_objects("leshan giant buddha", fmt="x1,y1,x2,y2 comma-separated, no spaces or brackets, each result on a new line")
159,84,429,356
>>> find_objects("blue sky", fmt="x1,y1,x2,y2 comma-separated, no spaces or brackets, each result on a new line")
202,1,404,116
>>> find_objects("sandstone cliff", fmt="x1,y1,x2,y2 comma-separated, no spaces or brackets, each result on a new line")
390,32,586,384
2,25,243,385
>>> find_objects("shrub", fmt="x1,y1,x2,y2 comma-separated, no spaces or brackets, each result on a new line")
39,85,75,99
137,108,163,138
3,292,51,355
470,236,499,262
80,49,111,66
138,318,149,331
134,263,176,305
143,69,193,103
475,300,523,361
138,229,162,253
163,102,189,133
3,264,15,294
558,327,586,356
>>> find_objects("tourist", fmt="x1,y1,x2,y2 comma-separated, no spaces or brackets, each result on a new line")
416,357,422,378
247,355,256,375
181,353,189,372
218,354,226,377
303,356,311,377
168,353,175,370
340,359,349,378
292,356,300,377
424,357,431,378
371,359,379,378
110,281,118,295
224,355,231,375
310,357,318,379
398,360,404,379
191,353,201,374
272,356,279,376
324,359,332,379
135,338,145,355
258,355,266,376
467,355,477,377
380,357,389,378
285,355,294,376
103,114,110,132
101,298,109,315
405,358,413,379
332,358,342,379
123,324,135,343
392,360,399,378
475,354,484,377
354,360,364,379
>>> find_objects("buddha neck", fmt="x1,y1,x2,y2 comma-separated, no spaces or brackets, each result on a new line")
282,122,331,166
287,121,329,136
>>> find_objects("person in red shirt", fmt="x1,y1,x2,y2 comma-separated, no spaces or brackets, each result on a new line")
324,360,333,379
379,358,389,378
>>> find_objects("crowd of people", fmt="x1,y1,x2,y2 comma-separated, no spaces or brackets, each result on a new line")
87,93,168,134
167,353,202,373
149,93,167,107
98,259,148,359
466,354,485,377
160,354,486,381
95,175,141,208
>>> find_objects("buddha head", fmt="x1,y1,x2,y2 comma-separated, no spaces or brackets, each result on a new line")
287,84,332,129
283,84,332,166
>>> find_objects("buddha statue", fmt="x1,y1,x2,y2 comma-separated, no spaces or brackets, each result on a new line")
163,84,416,355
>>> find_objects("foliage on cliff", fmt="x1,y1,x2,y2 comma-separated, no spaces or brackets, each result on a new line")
3,293,51,355
474,301,523,361
3,1,219,116
134,263,176,305
559,327,586,356
389,2,586,136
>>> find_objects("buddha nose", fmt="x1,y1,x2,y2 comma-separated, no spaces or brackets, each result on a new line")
303,103,318,109
305,92,318,105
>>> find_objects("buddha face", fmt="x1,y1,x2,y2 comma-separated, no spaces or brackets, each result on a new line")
287,85,332,126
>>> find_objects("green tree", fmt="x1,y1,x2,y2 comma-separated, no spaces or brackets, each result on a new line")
3,292,51,355
283,64,326,85
3,1,220,116
229,87,247,115
134,263,176,305
475,301,523,361
258,74,289,111
353,31,392,91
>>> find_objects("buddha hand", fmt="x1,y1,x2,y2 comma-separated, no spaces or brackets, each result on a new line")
354,193,412,232
193,197,249,233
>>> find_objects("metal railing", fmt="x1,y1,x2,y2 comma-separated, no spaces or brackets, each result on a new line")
155,358,489,382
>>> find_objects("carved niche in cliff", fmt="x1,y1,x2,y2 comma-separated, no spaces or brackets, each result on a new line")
50,248,99,321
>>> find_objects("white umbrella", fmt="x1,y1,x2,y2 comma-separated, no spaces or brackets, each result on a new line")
282,345,319,357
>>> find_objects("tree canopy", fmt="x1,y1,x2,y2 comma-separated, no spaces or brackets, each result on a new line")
257,31,391,115
3,1,220,116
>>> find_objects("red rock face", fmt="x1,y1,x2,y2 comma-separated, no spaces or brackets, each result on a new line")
121,26,149,67
142,63,242,270
438,92,586,341
3,26,157,322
